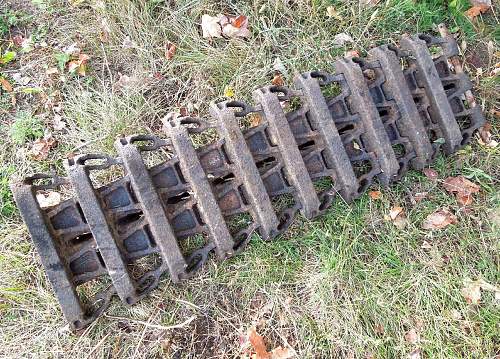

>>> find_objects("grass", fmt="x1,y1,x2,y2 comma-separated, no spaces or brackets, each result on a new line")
0,0,499,357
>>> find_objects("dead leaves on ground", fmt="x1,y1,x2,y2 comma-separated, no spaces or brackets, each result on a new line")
465,0,492,19
443,175,480,206
165,42,177,60
241,327,294,359
386,205,408,229
31,135,57,161
422,208,458,230
477,122,498,148
368,190,382,200
422,168,438,181
201,14,250,39
461,278,500,305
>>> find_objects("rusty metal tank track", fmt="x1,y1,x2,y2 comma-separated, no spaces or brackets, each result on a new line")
10,30,485,330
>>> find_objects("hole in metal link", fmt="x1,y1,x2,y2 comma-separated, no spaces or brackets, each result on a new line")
127,134,169,152
69,153,118,171
268,85,291,101
184,242,215,274
177,117,212,134
224,100,255,117
26,173,67,190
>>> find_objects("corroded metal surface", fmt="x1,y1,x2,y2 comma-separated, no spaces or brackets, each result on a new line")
11,30,485,330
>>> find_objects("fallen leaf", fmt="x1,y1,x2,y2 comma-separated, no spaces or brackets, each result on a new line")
271,73,284,86
36,191,61,208
478,122,498,148
389,206,403,220
68,53,90,76
345,50,360,58
404,328,420,344
414,192,428,203
422,168,438,181
422,208,457,230
384,206,408,229
248,327,270,359
222,16,251,38
223,85,235,98
271,346,294,359
201,14,223,38
326,6,342,20
374,324,384,335
165,42,176,60
393,215,408,229
368,190,382,200
408,349,421,359
31,136,57,160
232,14,247,28
461,279,482,304
12,35,24,47
0,77,13,92
443,176,480,206
464,3,490,19
332,32,354,47
249,113,262,127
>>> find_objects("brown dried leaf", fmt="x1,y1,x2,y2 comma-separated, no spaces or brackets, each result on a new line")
465,3,490,19
369,190,382,200
68,53,90,76
404,328,420,344
0,77,13,92
461,280,482,304
422,168,438,181
165,42,176,60
232,14,247,28
443,176,480,206
414,192,428,203
345,50,360,58
248,327,270,359
271,346,294,359
271,73,284,86
389,206,403,220
249,113,262,127
374,324,384,335
32,137,57,161
408,349,421,359
422,208,457,230
478,122,498,148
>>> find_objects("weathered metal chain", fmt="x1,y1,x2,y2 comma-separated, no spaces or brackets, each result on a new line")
11,30,485,330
